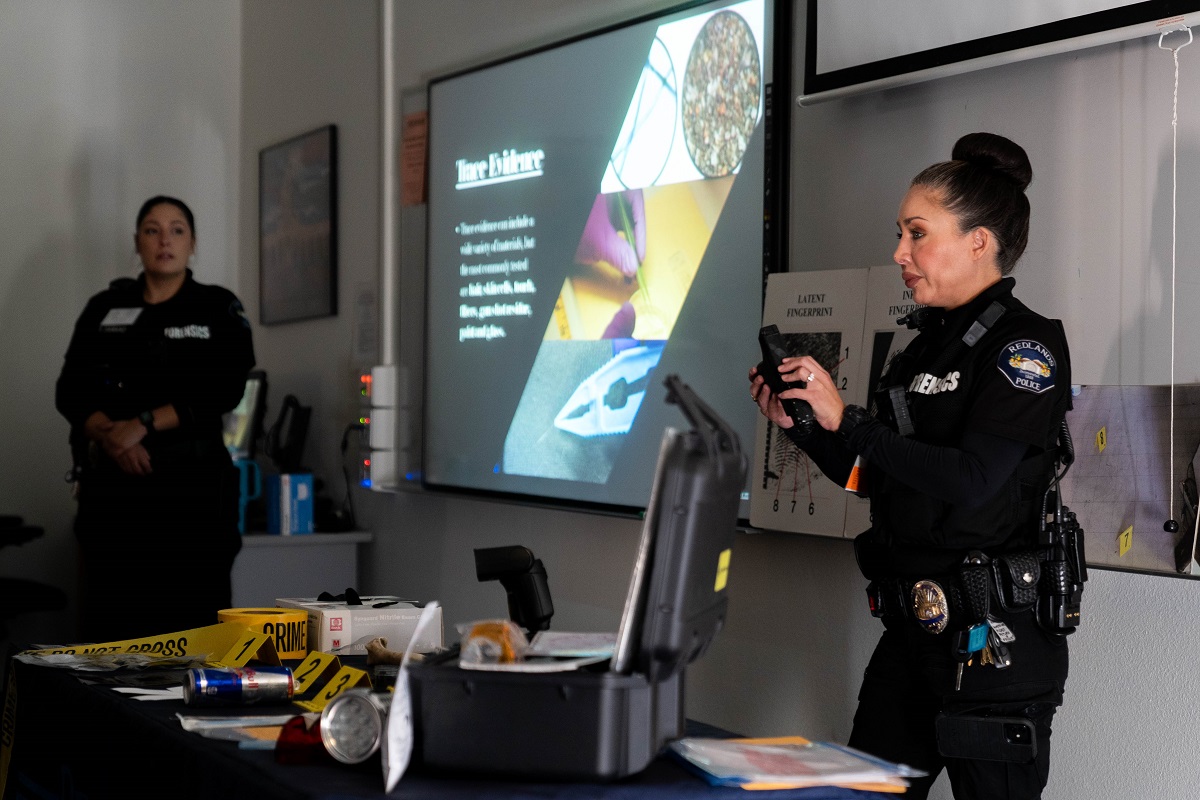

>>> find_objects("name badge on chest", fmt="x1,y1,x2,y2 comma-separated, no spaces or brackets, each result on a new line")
99,307,142,329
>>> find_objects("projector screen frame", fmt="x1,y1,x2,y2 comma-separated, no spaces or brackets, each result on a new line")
800,0,1200,105
418,0,791,521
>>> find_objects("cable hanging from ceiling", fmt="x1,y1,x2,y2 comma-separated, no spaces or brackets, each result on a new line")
1159,24,1191,538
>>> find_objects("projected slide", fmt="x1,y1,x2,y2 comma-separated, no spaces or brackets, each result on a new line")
424,0,771,511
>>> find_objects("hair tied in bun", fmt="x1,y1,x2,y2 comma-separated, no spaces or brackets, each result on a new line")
952,132,1031,191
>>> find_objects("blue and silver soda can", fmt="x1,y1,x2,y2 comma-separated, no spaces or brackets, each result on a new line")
182,666,294,706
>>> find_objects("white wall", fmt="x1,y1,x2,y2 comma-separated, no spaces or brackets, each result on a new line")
0,0,241,644
238,0,382,501
789,36,1200,388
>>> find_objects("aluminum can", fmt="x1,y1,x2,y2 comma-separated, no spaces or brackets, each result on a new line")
182,666,294,706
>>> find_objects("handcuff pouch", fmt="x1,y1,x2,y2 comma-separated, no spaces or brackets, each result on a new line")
992,552,1040,612
955,560,991,627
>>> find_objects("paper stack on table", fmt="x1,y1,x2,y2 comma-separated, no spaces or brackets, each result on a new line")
668,736,924,793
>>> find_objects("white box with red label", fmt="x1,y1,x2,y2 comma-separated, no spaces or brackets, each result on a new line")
274,596,443,656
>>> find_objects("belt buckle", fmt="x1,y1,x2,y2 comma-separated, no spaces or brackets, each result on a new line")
911,579,949,634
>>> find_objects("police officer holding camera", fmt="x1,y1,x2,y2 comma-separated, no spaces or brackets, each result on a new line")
750,133,1077,799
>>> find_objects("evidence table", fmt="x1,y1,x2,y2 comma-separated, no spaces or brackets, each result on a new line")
2,660,891,800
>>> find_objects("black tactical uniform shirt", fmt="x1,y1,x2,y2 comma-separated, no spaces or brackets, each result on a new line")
791,277,1071,576
57,269,255,459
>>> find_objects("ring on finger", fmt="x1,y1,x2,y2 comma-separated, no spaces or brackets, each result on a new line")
806,372,816,382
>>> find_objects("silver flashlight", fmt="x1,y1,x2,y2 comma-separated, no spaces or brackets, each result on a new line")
319,688,390,763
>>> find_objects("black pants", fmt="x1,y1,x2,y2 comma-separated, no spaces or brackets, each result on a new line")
848,609,1068,800
74,454,241,644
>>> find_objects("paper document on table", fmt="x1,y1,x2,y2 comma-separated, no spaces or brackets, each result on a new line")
176,712,315,746
668,736,924,791
526,630,616,657
177,713,302,732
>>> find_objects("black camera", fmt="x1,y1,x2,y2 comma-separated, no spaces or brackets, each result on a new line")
756,325,816,438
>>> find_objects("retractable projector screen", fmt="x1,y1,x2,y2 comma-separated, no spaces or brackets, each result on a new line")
801,0,1200,104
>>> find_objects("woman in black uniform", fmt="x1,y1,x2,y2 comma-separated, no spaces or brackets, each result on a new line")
750,133,1073,799
57,196,255,643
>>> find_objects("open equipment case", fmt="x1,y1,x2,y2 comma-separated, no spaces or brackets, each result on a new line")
408,375,749,779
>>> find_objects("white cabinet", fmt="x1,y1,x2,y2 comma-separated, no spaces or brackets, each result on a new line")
230,532,371,607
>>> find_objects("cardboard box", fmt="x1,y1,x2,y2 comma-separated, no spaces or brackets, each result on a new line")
275,596,443,655
266,473,314,535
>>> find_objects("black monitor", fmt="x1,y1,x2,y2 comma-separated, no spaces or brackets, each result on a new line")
222,370,267,460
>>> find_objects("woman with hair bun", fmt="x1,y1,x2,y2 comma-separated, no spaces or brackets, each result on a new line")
750,133,1073,798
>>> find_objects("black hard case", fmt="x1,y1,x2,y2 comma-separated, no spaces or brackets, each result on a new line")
409,377,748,780
410,664,684,779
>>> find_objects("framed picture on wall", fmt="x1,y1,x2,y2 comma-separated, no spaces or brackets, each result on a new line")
259,124,338,325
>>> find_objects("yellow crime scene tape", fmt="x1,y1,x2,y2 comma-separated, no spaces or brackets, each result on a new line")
21,621,283,665
6,622,285,795
217,608,309,660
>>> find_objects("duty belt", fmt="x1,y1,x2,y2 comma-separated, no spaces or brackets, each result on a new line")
868,551,1045,636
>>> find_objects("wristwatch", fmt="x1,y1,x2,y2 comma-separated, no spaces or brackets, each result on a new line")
837,404,872,441
137,409,156,434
